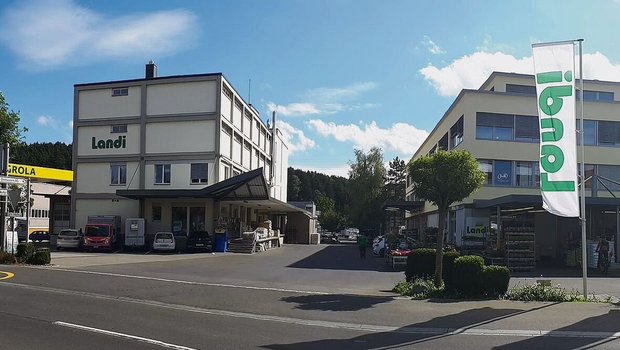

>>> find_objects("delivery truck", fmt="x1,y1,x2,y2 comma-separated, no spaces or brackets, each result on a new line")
124,218,145,249
84,215,121,251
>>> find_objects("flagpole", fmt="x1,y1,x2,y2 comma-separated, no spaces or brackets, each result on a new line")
578,38,587,298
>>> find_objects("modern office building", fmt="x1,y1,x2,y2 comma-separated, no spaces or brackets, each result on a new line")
72,63,312,245
406,72,620,269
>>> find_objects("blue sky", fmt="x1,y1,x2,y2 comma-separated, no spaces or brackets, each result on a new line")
2,0,620,177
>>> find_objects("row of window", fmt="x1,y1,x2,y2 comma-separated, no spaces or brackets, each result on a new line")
505,84,615,102
110,163,208,185
476,112,620,147
476,112,539,142
477,159,620,192
478,160,540,188
31,209,49,218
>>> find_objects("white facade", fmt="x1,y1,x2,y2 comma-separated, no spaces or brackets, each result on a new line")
72,67,290,239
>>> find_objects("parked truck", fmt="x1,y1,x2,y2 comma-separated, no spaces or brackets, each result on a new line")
124,218,145,249
84,215,121,251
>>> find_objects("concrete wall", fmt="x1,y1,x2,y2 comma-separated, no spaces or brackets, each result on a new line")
146,81,217,116
78,86,141,120
145,120,216,154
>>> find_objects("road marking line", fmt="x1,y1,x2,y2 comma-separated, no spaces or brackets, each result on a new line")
54,321,197,350
28,266,329,295
0,271,14,280
5,282,620,341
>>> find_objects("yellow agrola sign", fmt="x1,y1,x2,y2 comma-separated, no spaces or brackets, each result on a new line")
7,163,73,182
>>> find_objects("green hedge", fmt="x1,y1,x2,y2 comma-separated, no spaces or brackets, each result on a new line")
16,243,36,263
405,249,461,284
482,265,510,296
0,250,17,264
442,250,461,292
27,248,51,265
452,255,485,296
405,248,436,281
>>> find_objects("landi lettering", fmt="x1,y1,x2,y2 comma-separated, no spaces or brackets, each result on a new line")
537,70,575,192
91,136,126,150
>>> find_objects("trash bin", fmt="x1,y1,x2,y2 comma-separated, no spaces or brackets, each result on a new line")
214,232,227,252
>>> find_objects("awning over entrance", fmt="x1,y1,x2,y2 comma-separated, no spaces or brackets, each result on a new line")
116,168,310,216
116,168,269,200
381,199,425,211
473,194,620,209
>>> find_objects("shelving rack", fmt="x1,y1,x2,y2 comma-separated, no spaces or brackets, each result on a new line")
504,222,535,271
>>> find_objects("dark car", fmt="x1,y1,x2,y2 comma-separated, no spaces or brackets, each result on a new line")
186,231,213,252
29,230,50,242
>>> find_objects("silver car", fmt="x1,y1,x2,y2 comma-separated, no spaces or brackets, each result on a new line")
153,232,176,252
56,229,83,249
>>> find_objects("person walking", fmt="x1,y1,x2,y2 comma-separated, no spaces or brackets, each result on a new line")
596,235,610,273
357,234,368,259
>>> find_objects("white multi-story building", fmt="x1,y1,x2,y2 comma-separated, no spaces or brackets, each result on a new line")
72,63,312,244
406,72,620,269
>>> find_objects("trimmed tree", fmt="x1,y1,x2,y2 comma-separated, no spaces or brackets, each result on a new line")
408,150,485,287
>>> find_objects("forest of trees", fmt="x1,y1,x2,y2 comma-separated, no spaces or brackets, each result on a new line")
287,151,408,234
10,142,73,170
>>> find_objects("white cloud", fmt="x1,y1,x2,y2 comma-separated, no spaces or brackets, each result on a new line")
0,0,197,69
420,51,533,97
422,35,445,55
305,82,378,102
276,120,316,154
290,164,350,178
267,102,322,117
420,48,620,97
36,115,72,142
267,82,378,118
307,120,429,156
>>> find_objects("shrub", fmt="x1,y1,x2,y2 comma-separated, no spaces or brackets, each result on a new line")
482,265,510,296
16,243,36,262
442,250,460,292
392,278,444,299
405,248,435,281
406,249,461,284
26,248,51,265
452,255,485,297
0,250,17,264
504,283,586,302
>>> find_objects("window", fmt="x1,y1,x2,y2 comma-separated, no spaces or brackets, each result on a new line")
438,133,448,151
494,161,513,186
112,88,128,97
190,163,208,184
110,164,127,185
224,166,230,179
597,165,620,191
514,115,539,142
578,164,595,190
506,84,537,95
577,90,614,102
516,161,539,188
450,116,464,148
583,120,596,145
155,164,171,184
111,124,127,133
223,85,233,100
152,206,162,221
598,121,620,146
478,160,493,185
476,112,513,141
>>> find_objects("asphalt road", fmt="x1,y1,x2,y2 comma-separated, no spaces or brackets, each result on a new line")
1,243,619,349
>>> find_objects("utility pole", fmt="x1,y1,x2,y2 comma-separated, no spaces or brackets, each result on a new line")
0,143,9,251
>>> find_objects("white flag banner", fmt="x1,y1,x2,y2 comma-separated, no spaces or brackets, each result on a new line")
532,42,579,217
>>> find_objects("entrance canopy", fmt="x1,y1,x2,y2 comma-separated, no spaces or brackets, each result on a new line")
381,199,425,212
473,194,620,209
116,168,310,216
117,168,269,200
